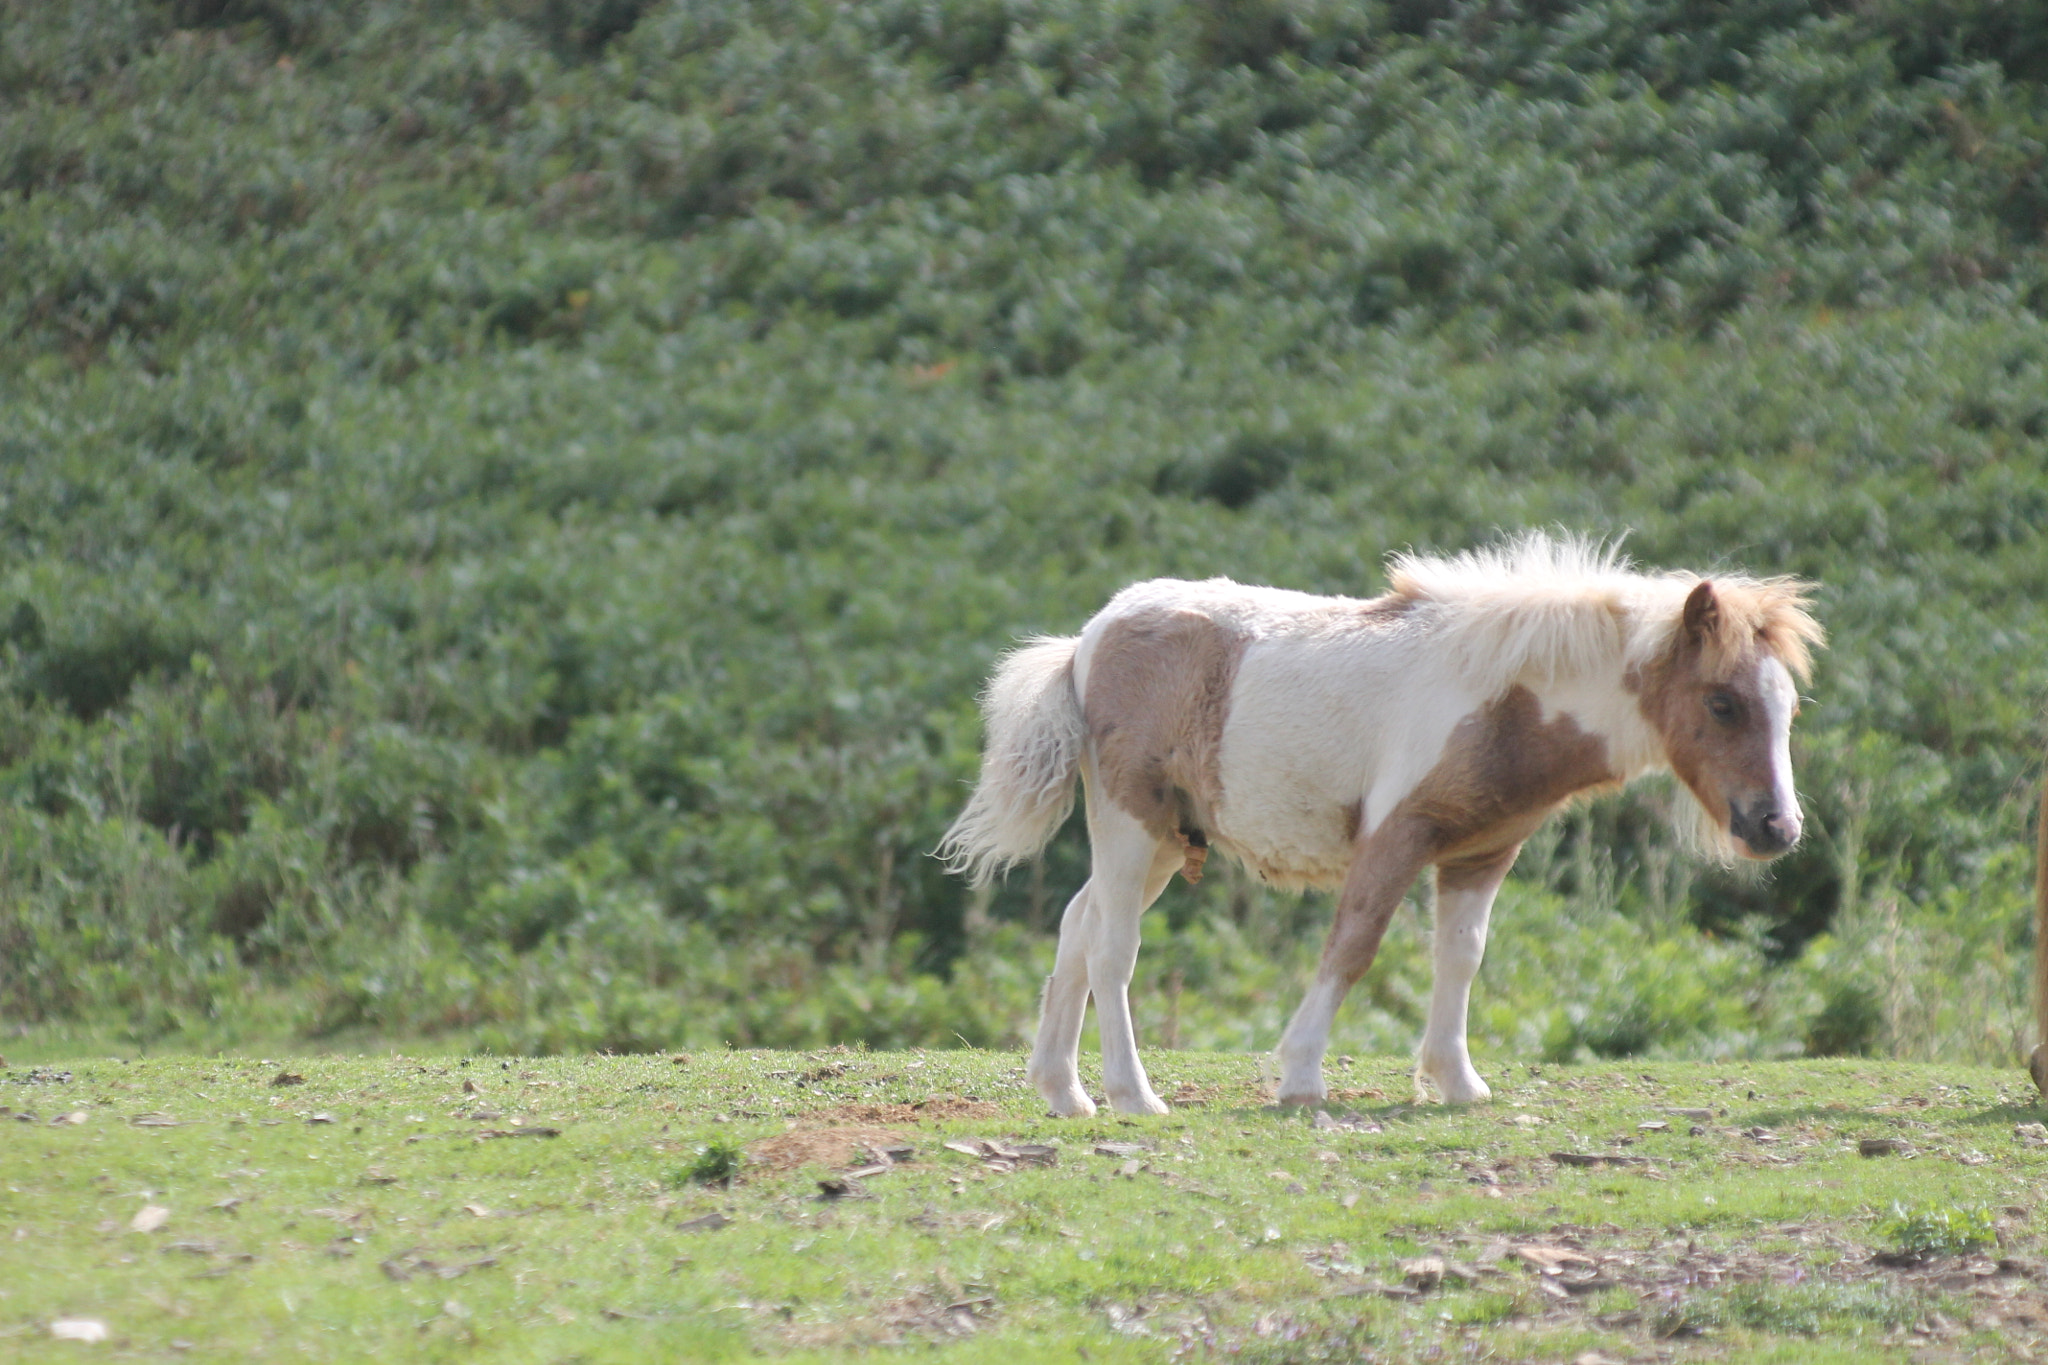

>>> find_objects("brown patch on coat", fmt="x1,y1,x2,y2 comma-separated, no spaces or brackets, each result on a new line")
1437,841,1521,893
1395,686,1618,864
1339,798,1364,846
1085,606,1250,841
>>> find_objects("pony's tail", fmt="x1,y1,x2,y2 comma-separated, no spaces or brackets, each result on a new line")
937,636,1086,887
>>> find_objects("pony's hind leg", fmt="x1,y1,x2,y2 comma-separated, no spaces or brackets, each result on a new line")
1027,789,1180,1117
1416,848,1517,1104
1084,800,1183,1115
1027,883,1100,1117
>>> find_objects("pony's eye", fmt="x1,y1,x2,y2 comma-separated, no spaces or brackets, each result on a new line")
1706,692,1738,722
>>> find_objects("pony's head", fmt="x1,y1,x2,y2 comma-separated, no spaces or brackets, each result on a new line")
1637,577,1824,861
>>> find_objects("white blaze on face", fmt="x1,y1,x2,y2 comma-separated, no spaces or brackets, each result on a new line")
1757,654,1801,846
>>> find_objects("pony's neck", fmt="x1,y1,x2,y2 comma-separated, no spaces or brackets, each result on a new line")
1511,599,1676,782
1531,664,1663,781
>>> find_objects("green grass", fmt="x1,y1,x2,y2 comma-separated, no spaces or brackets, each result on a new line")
4,1051,2045,1361
2,0,2046,1065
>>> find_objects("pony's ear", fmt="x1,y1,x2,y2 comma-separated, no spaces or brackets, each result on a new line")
1681,580,1720,646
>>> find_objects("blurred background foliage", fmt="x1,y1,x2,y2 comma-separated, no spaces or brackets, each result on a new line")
2,0,2044,1065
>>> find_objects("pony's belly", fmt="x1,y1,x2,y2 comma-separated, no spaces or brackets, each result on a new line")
1211,722,1378,891
1213,797,1360,891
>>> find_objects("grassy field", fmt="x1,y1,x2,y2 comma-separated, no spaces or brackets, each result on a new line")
5,1049,2048,1361
4,0,2047,1064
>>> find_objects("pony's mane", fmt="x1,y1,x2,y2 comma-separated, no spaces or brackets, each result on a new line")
1384,533,1822,695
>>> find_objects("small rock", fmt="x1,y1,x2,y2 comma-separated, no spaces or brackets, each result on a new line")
677,1211,731,1231
1551,1151,1648,1168
1093,1142,1150,1158
1859,1137,1913,1157
1515,1244,1596,1271
1401,1256,1445,1291
270,1071,305,1088
51,1319,110,1343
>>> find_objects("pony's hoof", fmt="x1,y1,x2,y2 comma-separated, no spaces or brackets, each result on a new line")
1033,1082,1097,1117
1275,1089,1327,1108
1420,1070,1491,1105
1108,1091,1170,1116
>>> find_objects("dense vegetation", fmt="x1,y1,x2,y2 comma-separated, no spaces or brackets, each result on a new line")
3,0,2045,1063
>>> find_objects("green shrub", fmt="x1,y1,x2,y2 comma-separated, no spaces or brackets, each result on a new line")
1877,1201,1999,1258
1,0,2044,1056
678,1140,744,1187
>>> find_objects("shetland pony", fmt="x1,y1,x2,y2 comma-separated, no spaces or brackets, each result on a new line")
939,536,1822,1117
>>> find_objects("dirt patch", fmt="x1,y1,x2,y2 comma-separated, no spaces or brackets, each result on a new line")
804,1099,1000,1125
1167,1081,1227,1109
745,1126,913,1174
774,1285,994,1350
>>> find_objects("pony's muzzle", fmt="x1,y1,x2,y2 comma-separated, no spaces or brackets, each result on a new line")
1730,799,1801,858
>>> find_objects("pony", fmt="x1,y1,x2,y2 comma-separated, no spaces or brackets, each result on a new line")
939,535,1823,1117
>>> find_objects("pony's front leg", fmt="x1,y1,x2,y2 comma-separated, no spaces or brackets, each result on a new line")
1416,848,1517,1105
1276,820,1430,1106
1026,883,1099,1117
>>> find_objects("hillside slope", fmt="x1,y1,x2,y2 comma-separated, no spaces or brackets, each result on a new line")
2,0,2045,1059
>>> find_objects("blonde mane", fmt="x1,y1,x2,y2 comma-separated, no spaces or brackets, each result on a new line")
1385,532,1823,696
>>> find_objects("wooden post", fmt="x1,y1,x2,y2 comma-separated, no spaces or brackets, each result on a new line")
2031,760,2048,1096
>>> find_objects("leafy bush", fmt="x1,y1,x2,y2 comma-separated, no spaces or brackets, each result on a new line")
1877,1201,2000,1258
1,0,2044,1057
1654,1278,1930,1337
679,1139,744,1187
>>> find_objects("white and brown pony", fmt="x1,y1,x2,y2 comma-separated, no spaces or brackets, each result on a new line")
940,535,1822,1117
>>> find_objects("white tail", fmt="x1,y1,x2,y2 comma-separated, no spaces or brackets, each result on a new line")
937,636,1086,886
